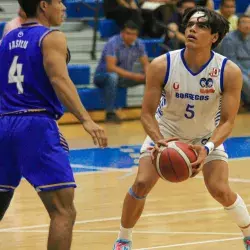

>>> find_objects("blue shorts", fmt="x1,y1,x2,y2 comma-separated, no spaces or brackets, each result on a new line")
0,114,76,192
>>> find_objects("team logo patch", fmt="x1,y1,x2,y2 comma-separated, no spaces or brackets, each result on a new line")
173,82,180,91
209,67,220,77
199,77,215,94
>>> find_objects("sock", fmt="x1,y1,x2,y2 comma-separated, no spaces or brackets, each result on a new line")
224,194,250,237
118,225,133,241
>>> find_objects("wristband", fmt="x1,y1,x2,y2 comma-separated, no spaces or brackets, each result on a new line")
204,142,215,155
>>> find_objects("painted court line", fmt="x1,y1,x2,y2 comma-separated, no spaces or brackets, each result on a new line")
1,205,250,232
134,237,243,250
1,229,240,236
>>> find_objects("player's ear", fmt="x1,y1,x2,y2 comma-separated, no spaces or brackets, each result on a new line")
40,0,49,12
212,33,219,44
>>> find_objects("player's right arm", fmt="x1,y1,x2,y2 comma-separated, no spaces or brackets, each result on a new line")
42,31,107,148
141,56,167,143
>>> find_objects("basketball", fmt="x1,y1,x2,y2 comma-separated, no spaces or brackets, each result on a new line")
155,141,197,183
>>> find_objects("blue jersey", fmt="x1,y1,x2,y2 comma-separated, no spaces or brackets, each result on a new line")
0,25,66,120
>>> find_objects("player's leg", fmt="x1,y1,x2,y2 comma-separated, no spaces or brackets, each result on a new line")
0,191,14,221
0,116,22,221
38,187,76,250
202,149,250,249
20,116,76,250
113,136,160,249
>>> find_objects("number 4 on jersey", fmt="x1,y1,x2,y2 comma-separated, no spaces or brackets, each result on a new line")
8,56,24,94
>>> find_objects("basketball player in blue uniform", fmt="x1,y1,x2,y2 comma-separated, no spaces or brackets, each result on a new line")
0,0,107,249
113,7,250,250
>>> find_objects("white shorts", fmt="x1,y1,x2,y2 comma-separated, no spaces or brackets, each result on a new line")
140,125,228,165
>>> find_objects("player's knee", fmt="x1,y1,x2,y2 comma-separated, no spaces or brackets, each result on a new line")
50,203,76,223
133,179,153,197
106,73,119,86
0,191,14,221
207,183,231,204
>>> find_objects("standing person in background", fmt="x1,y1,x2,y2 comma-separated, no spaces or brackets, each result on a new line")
217,0,238,31
2,8,27,36
196,0,214,9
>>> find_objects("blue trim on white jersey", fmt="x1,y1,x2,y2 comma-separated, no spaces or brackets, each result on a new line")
163,52,170,87
220,58,228,93
180,49,215,76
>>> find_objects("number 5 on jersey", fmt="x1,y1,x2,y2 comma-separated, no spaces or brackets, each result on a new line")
8,56,24,94
185,104,195,119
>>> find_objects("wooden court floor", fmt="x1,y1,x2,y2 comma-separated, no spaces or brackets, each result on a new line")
1,113,250,250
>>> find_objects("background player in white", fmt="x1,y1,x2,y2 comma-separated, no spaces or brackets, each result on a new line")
113,6,250,250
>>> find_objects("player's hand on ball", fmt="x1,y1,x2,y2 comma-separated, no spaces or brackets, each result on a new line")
82,120,108,148
149,137,179,160
189,144,207,177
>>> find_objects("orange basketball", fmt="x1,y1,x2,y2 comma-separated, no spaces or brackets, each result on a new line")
155,141,197,183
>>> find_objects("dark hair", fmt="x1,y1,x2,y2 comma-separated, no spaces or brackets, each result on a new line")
182,6,230,48
177,0,196,8
18,0,52,18
220,0,235,7
238,14,250,24
122,20,139,31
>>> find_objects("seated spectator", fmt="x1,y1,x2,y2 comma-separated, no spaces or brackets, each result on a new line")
246,5,250,16
2,8,26,37
103,0,144,29
163,0,196,51
219,15,250,107
217,0,238,31
139,0,178,38
94,21,149,123
196,0,214,9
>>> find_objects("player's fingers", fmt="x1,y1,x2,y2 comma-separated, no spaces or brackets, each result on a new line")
99,129,108,148
151,147,156,160
94,129,106,148
91,132,98,146
191,158,202,167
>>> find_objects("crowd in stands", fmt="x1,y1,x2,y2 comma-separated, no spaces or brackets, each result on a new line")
2,1,249,123
96,0,250,122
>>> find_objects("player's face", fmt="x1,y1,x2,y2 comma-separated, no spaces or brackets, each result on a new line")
185,14,218,50
44,0,66,26
238,17,250,36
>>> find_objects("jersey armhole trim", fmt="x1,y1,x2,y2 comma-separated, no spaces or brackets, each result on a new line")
163,52,170,87
220,58,228,93
39,29,60,47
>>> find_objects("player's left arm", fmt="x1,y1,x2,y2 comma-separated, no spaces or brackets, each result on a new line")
191,61,242,169
209,60,242,147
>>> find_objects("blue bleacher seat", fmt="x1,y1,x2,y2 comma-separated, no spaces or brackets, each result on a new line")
77,87,127,110
68,64,90,86
0,22,6,39
98,19,120,39
65,0,104,18
142,38,164,58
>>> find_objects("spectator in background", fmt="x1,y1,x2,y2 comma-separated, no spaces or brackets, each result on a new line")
2,8,26,37
139,0,178,38
219,15,250,107
163,0,196,51
94,21,149,123
196,0,214,9
217,0,238,31
103,0,144,29
246,5,250,16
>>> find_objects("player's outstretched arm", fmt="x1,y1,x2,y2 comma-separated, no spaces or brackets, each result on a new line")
209,60,243,147
141,56,166,143
42,31,107,148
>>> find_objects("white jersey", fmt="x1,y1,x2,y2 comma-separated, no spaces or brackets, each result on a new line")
156,49,228,140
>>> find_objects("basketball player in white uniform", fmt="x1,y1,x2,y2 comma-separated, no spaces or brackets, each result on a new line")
113,7,250,250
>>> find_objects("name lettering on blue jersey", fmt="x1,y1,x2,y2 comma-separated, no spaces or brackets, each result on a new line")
9,40,29,50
